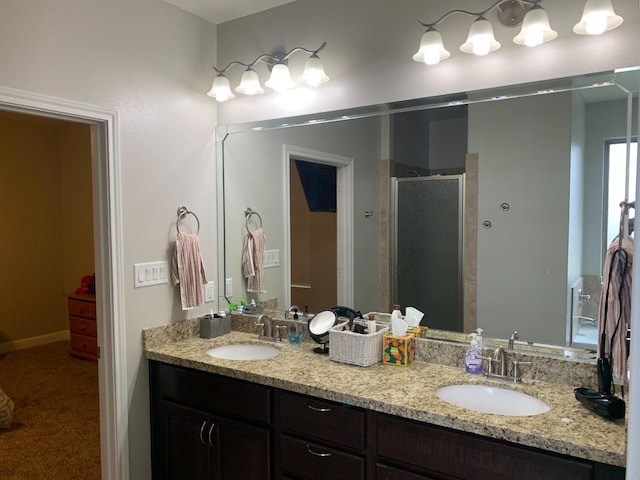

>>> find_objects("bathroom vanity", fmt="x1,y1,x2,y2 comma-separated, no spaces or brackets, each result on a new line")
145,326,626,480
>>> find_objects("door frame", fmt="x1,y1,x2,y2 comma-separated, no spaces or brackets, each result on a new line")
0,85,128,479
283,145,354,309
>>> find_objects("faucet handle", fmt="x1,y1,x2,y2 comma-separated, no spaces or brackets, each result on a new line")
512,360,533,383
275,325,288,342
254,320,266,336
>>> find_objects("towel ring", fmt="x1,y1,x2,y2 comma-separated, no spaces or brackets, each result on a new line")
176,206,200,234
244,207,263,231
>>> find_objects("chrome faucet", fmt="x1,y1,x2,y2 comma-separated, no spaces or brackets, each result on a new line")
508,331,519,351
480,345,532,383
255,315,286,342
493,346,507,376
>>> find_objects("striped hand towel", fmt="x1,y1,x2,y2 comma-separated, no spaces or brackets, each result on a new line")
171,232,207,310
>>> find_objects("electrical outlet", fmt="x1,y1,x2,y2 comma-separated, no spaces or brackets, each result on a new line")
134,261,169,288
225,278,233,297
204,281,215,303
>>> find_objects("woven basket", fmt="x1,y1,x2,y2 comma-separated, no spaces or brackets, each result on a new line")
329,321,389,367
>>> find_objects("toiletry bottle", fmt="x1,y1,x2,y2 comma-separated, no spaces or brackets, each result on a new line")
465,333,483,374
391,304,403,320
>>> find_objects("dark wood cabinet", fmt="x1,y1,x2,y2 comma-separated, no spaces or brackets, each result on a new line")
277,391,368,479
150,362,272,480
67,293,97,361
149,361,625,480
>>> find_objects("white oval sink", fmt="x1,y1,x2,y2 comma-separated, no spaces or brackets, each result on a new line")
206,343,280,360
436,384,549,416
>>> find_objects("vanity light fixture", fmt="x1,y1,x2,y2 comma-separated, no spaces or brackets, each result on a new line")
207,42,329,102
414,0,622,66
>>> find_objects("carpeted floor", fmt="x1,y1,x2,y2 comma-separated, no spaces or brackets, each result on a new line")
0,340,101,479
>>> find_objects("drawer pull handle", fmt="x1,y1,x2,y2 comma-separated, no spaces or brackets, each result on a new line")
307,403,331,413
199,421,207,445
208,422,216,448
306,445,331,457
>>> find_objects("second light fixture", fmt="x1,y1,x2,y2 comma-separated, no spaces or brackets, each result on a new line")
207,42,330,102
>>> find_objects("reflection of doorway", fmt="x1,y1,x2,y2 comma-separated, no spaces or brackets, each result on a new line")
289,159,337,312
283,145,354,311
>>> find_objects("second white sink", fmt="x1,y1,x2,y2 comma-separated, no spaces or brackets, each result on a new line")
206,343,281,361
435,384,549,416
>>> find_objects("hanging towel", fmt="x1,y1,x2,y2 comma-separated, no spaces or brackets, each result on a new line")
598,235,633,385
242,227,266,293
171,232,207,310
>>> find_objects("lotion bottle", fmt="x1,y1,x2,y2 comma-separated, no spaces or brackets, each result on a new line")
465,333,483,374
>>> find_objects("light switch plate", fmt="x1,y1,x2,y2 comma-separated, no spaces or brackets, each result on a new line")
225,278,233,297
134,261,169,288
263,249,280,268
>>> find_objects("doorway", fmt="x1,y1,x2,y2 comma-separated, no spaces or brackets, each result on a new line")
0,86,127,479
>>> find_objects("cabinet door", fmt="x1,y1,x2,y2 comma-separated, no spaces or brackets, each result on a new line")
155,400,212,480
213,415,271,480
376,463,441,480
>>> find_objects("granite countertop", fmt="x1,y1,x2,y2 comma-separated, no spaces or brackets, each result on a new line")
143,328,626,467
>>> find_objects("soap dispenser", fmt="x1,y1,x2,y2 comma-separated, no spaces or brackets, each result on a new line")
465,332,483,374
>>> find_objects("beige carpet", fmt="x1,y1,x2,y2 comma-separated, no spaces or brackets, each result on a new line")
0,340,101,479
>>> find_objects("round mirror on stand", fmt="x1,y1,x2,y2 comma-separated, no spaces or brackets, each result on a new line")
308,310,338,354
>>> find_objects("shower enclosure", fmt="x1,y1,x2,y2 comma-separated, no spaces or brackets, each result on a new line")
391,175,465,332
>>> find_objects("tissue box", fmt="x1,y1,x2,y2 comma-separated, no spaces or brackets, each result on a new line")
383,334,415,366
406,326,428,338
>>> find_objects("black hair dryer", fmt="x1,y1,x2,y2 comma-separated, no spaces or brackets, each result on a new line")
574,358,625,421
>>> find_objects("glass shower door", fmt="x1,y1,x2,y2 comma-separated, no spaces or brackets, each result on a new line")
391,175,464,331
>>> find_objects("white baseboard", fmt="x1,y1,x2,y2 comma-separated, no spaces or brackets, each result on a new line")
0,330,70,355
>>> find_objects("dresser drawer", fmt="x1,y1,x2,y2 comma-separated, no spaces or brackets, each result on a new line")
68,298,96,319
280,434,365,480
278,391,365,450
69,316,97,337
70,333,98,356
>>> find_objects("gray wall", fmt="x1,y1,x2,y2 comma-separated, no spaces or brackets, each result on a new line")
469,92,572,345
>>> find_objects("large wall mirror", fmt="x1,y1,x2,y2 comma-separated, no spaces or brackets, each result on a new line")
217,67,639,350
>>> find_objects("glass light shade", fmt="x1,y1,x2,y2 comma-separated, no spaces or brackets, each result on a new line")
265,63,294,92
413,28,451,65
573,0,623,35
206,74,235,102
460,17,501,56
235,68,264,95
300,55,330,87
513,6,558,47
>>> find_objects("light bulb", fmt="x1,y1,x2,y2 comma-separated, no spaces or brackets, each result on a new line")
513,6,557,47
460,17,500,56
206,75,235,102
301,54,330,87
265,63,294,92
413,28,450,65
573,0,623,35
236,68,264,96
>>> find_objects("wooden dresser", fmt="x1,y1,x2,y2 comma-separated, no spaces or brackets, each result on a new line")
67,293,98,361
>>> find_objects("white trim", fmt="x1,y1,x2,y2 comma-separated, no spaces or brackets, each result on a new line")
0,331,70,354
283,145,354,308
0,85,128,480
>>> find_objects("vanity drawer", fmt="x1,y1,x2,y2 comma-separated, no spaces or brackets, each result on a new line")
377,414,594,480
278,390,365,449
376,463,438,480
280,434,365,480
153,362,271,423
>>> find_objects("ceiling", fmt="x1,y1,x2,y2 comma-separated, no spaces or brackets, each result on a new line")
163,0,296,24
